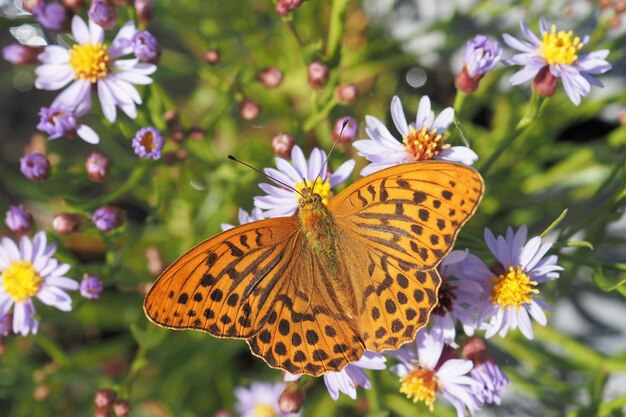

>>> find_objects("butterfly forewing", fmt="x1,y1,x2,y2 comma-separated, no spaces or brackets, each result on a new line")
144,218,300,338
328,161,484,271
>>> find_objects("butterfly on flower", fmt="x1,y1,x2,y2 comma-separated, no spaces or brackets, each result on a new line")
144,159,484,376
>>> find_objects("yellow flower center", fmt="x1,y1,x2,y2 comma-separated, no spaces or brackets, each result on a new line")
539,25,583,65
253,404,277,417
295,179,333,206
400,368,439,411
140,131,156,152
2,261,42,303
490,266,539,309
69,43,110,82
402,125,448,161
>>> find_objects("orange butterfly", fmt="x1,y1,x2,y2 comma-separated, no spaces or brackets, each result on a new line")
144,161,483,376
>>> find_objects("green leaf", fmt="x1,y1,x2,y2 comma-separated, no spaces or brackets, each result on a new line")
593,266,626,295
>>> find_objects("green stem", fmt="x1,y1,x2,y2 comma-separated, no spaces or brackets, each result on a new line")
120,344,148,399
479,124,532,177
324,0,350,64
453,90,467,115
365,369,382,413
303,96,338,133
35,334,73,367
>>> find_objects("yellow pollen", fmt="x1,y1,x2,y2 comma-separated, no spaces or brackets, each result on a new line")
399,368,439,411
140,131,155,152
539,24,583,65
402,125,447,161
252,404,277,417
69,43,110,82
490,266,539,309
295,179,333,206
2,261,42,303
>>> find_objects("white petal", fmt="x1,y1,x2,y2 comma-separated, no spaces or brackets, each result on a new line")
52,80,91,111
97,80,118,122
77,124,100,144
509,65,542,85
46,276,79,290
1,237,21,261
329,159,355,187
38,45,70,64
71,15,90,45
115,70,153,85
390,95,409,136
415,95,432,128
108,20,137,58
88,18,105,44
432,107,454,132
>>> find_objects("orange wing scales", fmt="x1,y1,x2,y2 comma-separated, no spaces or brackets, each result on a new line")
144,161,484,377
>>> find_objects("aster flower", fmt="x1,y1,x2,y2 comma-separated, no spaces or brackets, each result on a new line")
0,231,79,335
132,31,160,63
430,251,484,346
456,226,562,339
32,3,67,32
20,153,50,181
353,96,478,176
285,351,387,401
390,328,482,417
88,0,116,30
5,205,33,235
462,336,509,406
132,127,164,159
80,274,103,300
253,145,355,218
235,381,300,417
503,18,611,105
37,106,100,144
35,15,157,123
92,206,124,232
455,35,502,94
221,208,264,232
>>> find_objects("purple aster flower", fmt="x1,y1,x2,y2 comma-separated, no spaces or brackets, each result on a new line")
88,0,116,30
235,381,300,417
462,336,509,406
32,3,67,32
455,226,562,339
92,206,124,232
36,107,99,144
5,205,33,235
455,35,502,94
253,145,355,218
132,127,164,159
20,153,51,181
35,15,157,123
503,18,611,105
333,116,358,143
221,208,264,231
352,96,478,176
2,43,43,65
80,274,103,299
430,251,484,346
0,231,79,335
132,31,160,63
389,328,482,417
285,351,386,400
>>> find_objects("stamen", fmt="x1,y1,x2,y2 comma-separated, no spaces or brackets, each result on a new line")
400,368,439,411
2,260,42,303
69,43,110,82
539,24,583,65
402,125,447,161
490,266,539,309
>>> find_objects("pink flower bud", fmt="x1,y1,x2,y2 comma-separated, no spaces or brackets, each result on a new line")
332,116,358,143
53,213,82,234
271,133,294,158
532,66,558,98
85,151,110,182
307,61,329,89
203,49,220,65
258,67,284,88
278,382,305,414
240,98,261,121
94,389,117,408
335,84,359,105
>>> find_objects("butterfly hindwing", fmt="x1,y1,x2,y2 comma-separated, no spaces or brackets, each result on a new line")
144,218,300,338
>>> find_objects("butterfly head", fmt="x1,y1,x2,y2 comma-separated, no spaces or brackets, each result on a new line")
297,187,324,210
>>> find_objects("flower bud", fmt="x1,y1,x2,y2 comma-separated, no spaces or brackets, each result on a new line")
80,274,104,300
454,67,483,94
461,336,488,363
278,382,305,414
213,411,233,417
20,153,50,181
92,206,124,232
188,127,205,141
94,389,117,408
307,61,329,89
146,247,165,276
85,151,110,182
271,133,294,159
33,3,68,32
134,0,154,24
164,110,179,128
113,400,131,417
620,109,626,126
22,0,44,12
532,66,558,98
94,407,112,417
335,83,359,105
240,98,261,121
33,385,50,401
53,213,82,234
169,126,185,144
132,31,160,63
62,0,85,11
2,44,43,65
257,67,284,88
203,49,220,65
333,116,358,143
275,0,303,16
88,0,116,30
5,205,33,235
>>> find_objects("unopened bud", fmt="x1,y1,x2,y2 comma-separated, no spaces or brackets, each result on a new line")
169,126,186,144
454,67,483,94
278,382,305,414
94,407,112,417
188,127,205,141
461,336,488,363
88,0,116,30
164,109,179,128
85,151,110,182
335,84,359,105
53,213,82,234
33,385,49,401
22,0,44,12
333,116,358,143
5,205,33,235
62,0,85,11
94,389,117,408
203,49,220,65
146,246,165,276
135,0,154,24
258,67,284,88
213,411,233,417
113,400,131,417
620,109,626,126
92,206,124,232
271,133,294,159
532,66,558,98
307,61,329,89
2,44,43,65
240,98,261,121
20,153,50,181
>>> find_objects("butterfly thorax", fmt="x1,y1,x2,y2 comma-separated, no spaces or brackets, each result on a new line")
297,188,339,275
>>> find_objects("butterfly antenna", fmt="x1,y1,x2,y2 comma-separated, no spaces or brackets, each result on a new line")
227,155,303,197
312,118,351,189
453,119,470,147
